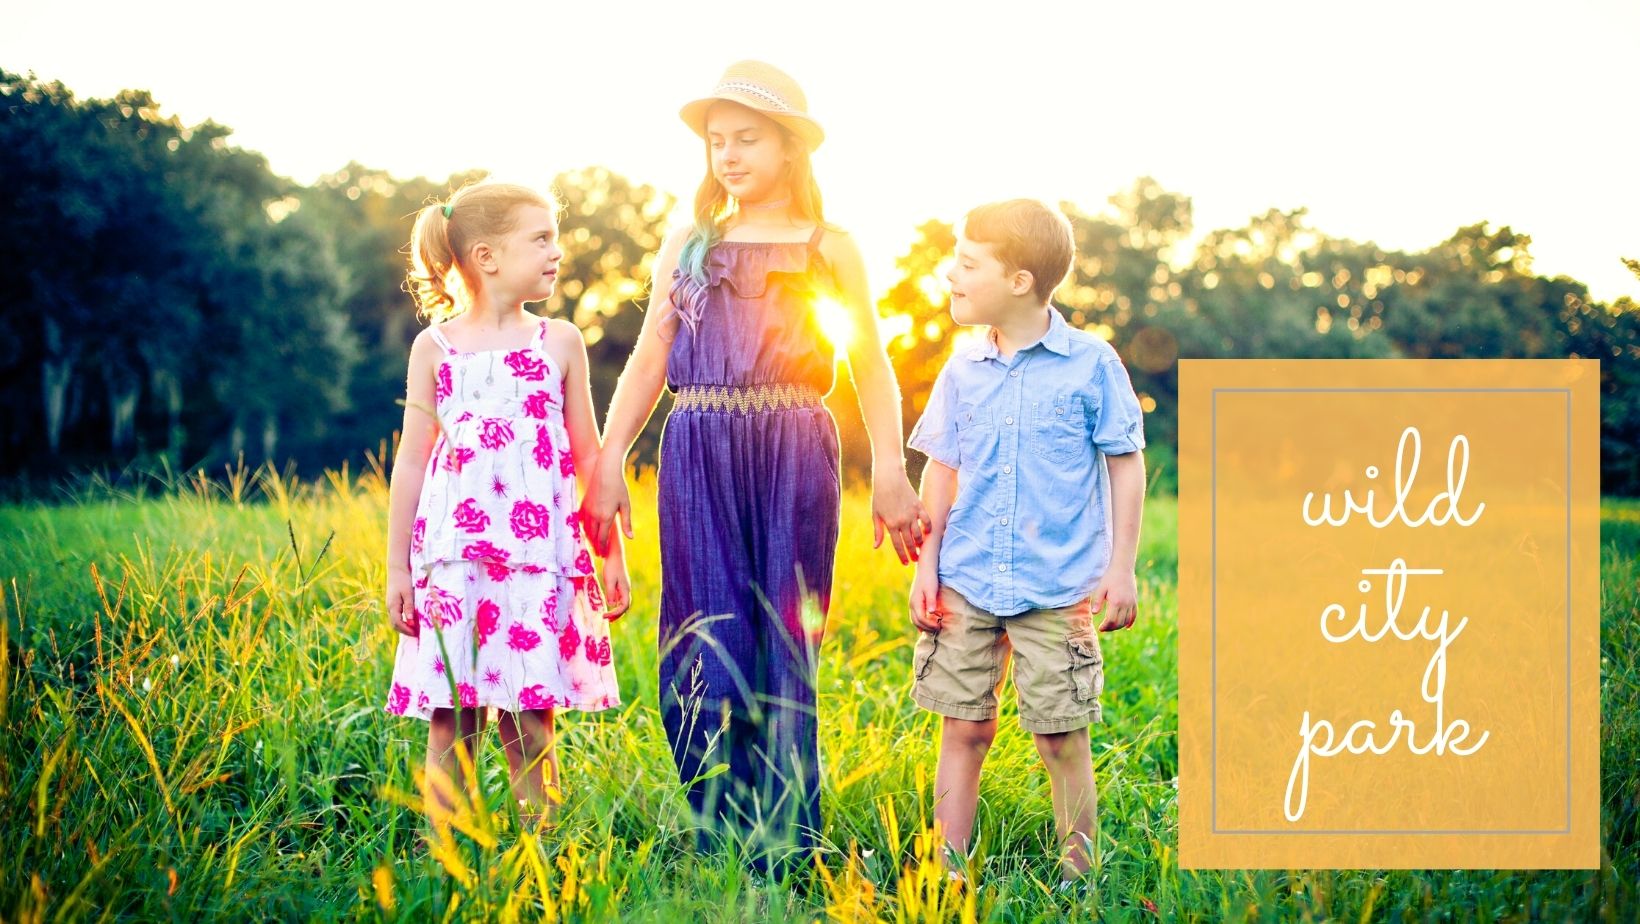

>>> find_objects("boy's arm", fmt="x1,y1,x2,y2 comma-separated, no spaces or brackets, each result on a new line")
1094,450,1146,631
910,459,958,631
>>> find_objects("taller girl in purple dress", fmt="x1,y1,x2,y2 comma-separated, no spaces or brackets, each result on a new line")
581,61,930,872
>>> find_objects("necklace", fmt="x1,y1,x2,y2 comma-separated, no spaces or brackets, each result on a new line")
739,196,791,212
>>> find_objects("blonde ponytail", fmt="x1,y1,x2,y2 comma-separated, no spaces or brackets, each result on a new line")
404,182,558,323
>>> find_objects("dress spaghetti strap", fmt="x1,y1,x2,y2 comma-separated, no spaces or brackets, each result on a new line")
428,325,456,354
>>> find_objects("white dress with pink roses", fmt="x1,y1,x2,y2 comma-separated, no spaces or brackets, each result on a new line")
384,318,620,721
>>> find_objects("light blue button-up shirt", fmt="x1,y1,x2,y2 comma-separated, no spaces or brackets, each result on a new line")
907,308,1146,617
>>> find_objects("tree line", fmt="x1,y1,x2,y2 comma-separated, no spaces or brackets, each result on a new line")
4,70,1636,494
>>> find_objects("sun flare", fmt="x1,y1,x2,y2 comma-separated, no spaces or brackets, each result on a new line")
813,296,856,353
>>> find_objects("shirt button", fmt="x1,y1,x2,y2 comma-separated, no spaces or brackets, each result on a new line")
998,564,1008,572
1004,416,1014,425
1010,370,1020,378
1003,464,1013,474
1000,517,1009,525
1056,407,1065,415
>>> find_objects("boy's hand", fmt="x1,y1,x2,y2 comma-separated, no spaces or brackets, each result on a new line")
386,566,417,637
909,565,943,632
1092,570,1138,632
601,554,631,621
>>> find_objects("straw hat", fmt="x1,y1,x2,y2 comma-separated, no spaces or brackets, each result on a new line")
679,60,825,152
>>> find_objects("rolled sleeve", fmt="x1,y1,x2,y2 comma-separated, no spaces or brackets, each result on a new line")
908,364,962,468
1090,356,1147,454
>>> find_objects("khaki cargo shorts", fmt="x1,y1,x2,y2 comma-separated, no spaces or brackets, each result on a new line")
911,586,1104,734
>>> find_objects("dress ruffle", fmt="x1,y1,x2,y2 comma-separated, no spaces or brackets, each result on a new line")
669,239,830,334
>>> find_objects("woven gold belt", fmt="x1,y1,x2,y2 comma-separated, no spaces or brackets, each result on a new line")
672,382,823,414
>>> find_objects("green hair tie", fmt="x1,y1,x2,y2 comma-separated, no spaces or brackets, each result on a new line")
441,204,453,219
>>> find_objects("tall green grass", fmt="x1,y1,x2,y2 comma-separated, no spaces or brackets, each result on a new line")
1,463,1633,921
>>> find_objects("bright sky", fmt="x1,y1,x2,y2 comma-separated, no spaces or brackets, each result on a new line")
6,0,1638,303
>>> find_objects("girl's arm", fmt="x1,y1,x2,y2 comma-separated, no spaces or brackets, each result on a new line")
820,230,932,565
581,227,688,555
549,318,602,496
549,317,632,617
385,331,441,635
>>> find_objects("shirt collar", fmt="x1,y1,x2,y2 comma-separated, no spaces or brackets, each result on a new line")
963,308,1072,361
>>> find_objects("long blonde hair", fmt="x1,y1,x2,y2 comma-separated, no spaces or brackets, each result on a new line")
668,111,826,332
407,182,556,322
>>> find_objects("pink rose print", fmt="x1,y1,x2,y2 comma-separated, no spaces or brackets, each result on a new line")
519,685,557,710
558,613,581,661
542,590,560,631
444,447,476,472
520,564,546,574
505,350,547,381
424,586,462,628
508,622,542,652
573,549,594,575
558,449,575,478
483,666,504,686
484,560,512,582
523,391,553,420
532,426,554,470
453,498,489,533
436,363,452,401
476,599,501,648
463,540,509,563
387,683,411,715
479,418,514,450
510,500,552,541
568,511,582,540
585,636,612,666
456,411,473,423
584,577,605,612
411,517,426,554
457,682,478,708
416,692,430,712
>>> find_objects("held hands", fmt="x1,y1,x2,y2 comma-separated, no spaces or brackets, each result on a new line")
1092,569,1139,632
601,551,631,621
580,454,634,557
909,562,943,633
386,565,417,638
872,470,932,565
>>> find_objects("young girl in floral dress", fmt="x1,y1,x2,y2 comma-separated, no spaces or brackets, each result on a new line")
382,181,629,828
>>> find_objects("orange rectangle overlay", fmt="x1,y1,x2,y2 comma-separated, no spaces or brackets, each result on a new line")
1178,360,1599,869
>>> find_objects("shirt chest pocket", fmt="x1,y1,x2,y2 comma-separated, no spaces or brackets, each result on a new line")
1031,394,1089,463
954,403,995,463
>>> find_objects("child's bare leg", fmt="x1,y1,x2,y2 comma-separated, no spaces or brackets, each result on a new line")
1033,727,1097,880
498,708,559,828
425,707,487,828
933,716,997,862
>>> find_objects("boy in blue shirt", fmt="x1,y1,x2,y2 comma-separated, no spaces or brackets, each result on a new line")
907,198,1147,888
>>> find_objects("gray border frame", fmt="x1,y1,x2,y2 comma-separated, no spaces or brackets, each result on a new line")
1211,387,1572,835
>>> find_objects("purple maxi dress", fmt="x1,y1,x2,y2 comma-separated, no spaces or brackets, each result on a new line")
657,226,842,866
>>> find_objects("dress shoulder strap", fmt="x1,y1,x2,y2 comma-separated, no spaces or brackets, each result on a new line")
806,224,825,251
427,325,456,354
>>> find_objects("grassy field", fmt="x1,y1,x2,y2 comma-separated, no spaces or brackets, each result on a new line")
1,462,1635,922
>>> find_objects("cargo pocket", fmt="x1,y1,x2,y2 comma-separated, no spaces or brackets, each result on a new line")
914,630,941,682
1067,634,1104,704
